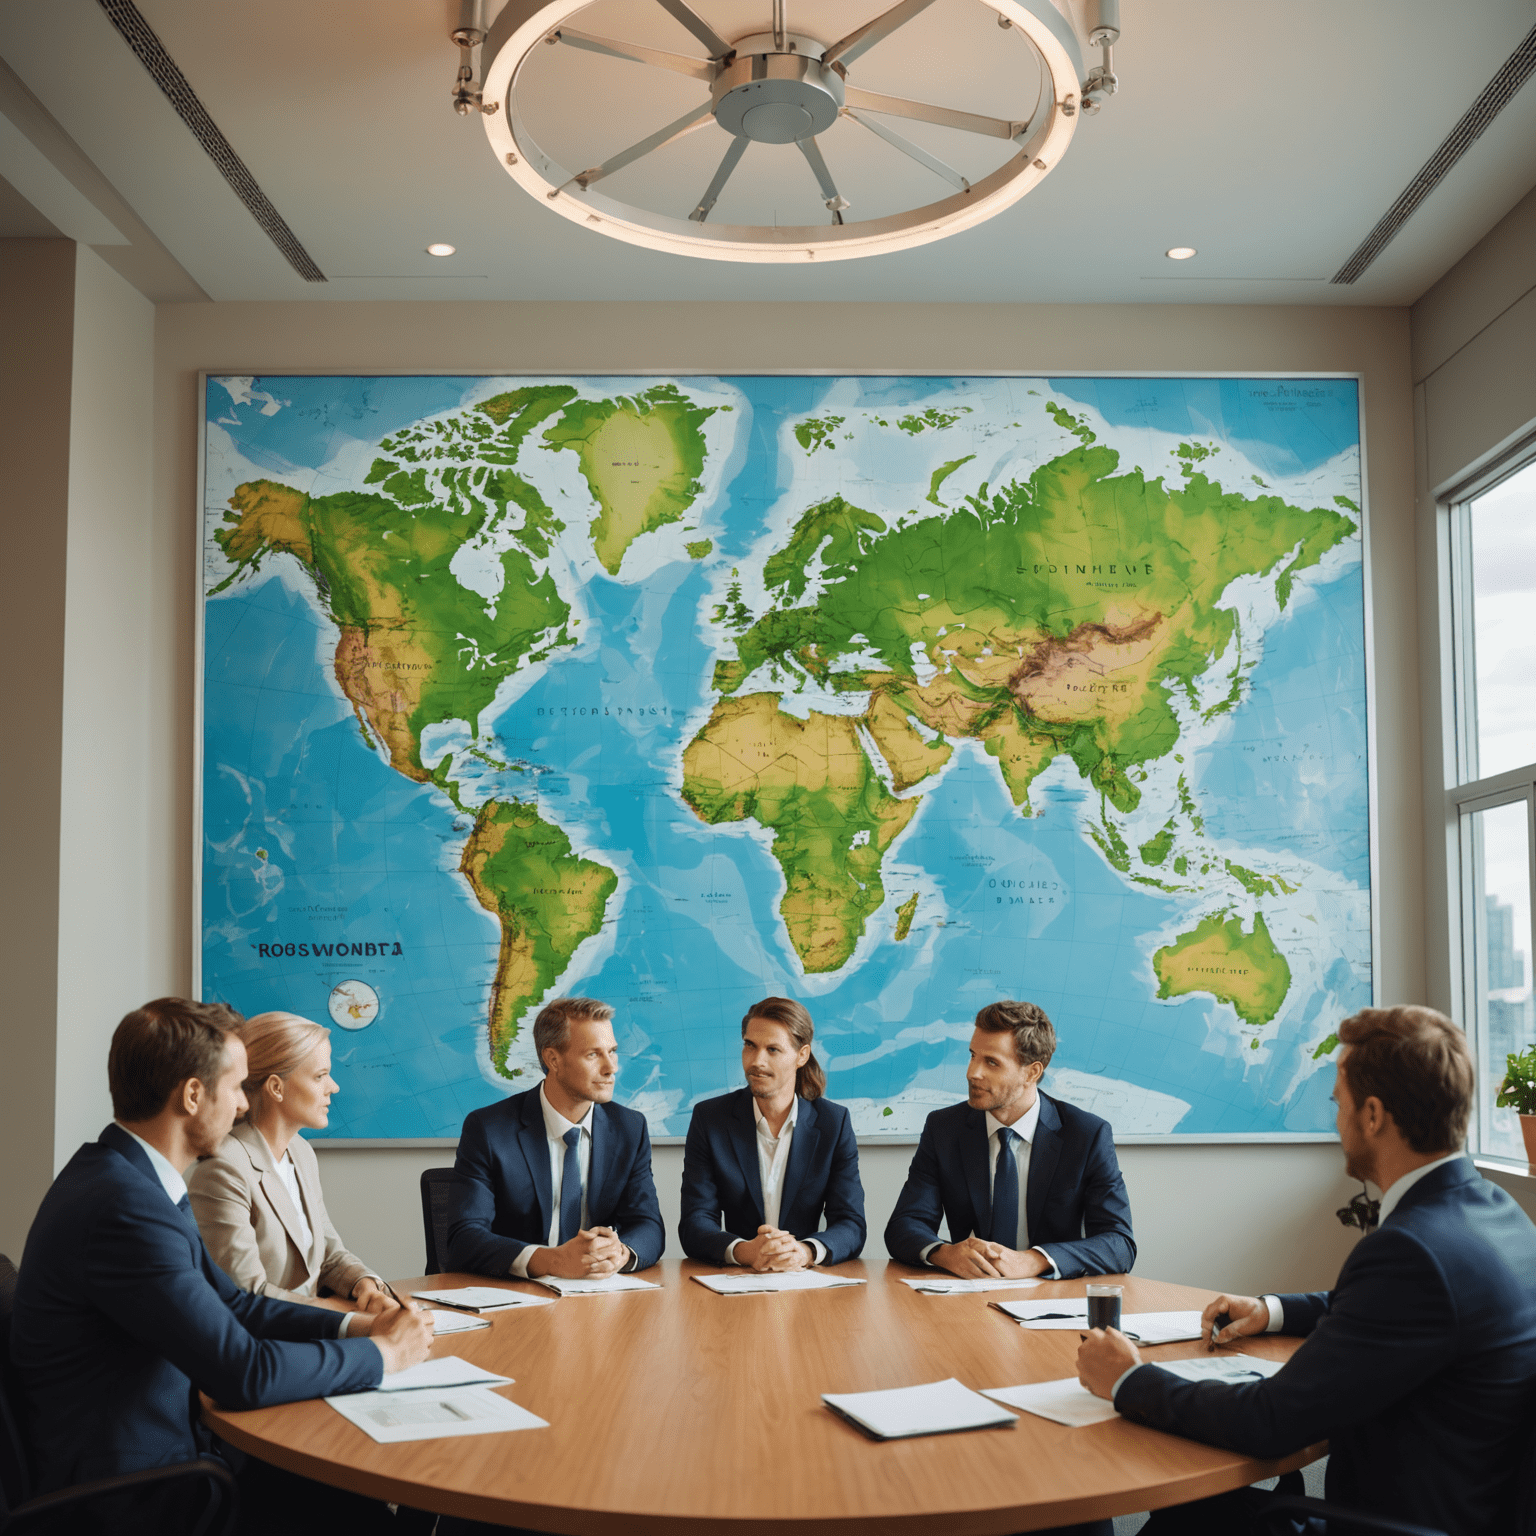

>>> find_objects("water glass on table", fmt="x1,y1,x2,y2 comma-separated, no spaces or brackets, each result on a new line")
1086,1283,1123,1333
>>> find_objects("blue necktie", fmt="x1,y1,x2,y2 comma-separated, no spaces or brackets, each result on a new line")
989,1127,1019,1248
558,1127,583,1244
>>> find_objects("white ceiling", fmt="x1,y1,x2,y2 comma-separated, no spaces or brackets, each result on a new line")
0,0,1533,305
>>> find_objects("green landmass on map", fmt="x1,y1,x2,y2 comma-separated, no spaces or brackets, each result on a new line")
894,893,919,941
1313,1031,1341,1060
459,799,618,1073
543,383,716,575
794,414,844,453
1154,911,1292,1026
1140,821,1176,867
685,422,1353,972
681,693,920,973
927,455,975,506
686,538,714,559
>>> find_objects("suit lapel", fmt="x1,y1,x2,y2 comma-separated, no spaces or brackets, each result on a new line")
237,1123,312,1265
782,1097,818,1222
961,1107,992,1239
587,1103,611,1221
1026,1093,1062,1245
517,1089,554,1238
728,1091,766,1222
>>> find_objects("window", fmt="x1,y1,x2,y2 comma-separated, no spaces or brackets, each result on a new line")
1449,456,1536,1160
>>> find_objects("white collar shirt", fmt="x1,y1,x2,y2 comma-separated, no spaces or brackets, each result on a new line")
920,1094,1058,1276
726,1095,826,1265
117,1125,188,1206
508,1083,594,1278
274,1151,315,1256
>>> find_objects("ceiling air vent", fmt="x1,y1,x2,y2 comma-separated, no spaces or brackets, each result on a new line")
1333,21,1536,284
95,0,326,282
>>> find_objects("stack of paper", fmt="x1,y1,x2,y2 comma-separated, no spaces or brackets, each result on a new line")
531,1273,661,1297
991,1302,1205,1344
693,1272,866,1295
822,1378,1018,1440
409,1286,551,1312
900,1276,1044,1295
422,1308,491,1335
374,1356,511,1393
328,1387,546,1444
981,1379,1120,1428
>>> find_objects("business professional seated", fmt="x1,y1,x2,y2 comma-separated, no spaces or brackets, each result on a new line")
679,997,866,1269
885,1000,1135,1280
188,1011,398,1314
1078,1005,1536,1536
10,997,433,1535
446,995,664,1279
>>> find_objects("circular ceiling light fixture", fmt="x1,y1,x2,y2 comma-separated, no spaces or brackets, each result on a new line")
426,242,459,255
1165,246,1196,260
448,0,1120,262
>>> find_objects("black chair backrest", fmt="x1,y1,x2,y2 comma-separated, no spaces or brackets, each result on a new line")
1513,1413,1536,1535
0,1253,34,1519
420,1169,466,1275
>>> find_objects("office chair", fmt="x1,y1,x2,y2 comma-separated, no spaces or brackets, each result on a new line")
420,1167,467,1275
1258,1503,1446,1535
0,1254,238,1536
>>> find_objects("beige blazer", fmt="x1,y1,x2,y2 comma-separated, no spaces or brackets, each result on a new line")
187,1120,375,1304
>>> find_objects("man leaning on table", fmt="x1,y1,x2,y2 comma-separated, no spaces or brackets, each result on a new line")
446,995,665,1279
1078,1004,1536,1536
679,996,866,1269
10,997,434,1536
885,1000,1136,1279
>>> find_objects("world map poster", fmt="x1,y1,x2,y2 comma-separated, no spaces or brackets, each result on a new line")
197,374,1371,1142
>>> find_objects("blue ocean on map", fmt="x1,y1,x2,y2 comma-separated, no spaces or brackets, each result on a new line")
202,374,1368,1141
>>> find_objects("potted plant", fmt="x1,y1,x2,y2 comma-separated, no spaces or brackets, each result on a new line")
1494,1045,1536,1165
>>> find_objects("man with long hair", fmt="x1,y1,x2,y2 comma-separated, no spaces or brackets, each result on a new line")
680,997,866,1269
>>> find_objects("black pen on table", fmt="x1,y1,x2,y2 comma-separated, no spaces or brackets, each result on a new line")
1208,1310,1232,1351
410,1294,483,1314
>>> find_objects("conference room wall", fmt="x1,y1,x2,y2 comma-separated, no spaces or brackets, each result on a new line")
140,296,1421,1299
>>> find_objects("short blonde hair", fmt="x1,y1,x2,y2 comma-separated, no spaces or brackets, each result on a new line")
239,1011,329,1106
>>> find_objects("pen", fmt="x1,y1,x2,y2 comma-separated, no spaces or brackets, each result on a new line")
411,1295,483,1314
1209,1310,1231,1350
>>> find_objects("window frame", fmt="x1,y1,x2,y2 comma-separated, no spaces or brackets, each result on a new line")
1442,443,1536,1166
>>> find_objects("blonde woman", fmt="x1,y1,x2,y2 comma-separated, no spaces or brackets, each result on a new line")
188,1011,399,1313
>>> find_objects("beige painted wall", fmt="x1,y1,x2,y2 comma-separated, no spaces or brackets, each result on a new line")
148,298,1417,1296
0,238,74,1262
55,247,156,1164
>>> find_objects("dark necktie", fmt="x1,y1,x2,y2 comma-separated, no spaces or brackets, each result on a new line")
989,1127,1019,1248
176,1193,193,1219
559,1127,583,1244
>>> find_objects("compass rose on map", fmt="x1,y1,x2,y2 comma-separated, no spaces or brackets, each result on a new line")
328,981,380,1031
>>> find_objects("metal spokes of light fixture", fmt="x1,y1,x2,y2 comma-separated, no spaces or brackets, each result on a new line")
450,0,1120,262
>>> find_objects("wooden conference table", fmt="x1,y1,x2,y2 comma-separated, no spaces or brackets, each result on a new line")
205,1259,1322,1534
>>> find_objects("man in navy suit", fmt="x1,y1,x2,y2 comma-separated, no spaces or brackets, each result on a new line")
680,997,865,1269
12,997,433,1532
1079,1005,1536,1536
447,996,664,1278
885,1000,1135,1279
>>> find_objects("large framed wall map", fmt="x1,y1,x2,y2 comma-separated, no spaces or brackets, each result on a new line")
197,374,1371,1143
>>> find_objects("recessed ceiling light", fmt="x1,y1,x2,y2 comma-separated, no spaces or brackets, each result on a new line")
426,242,457,256
1166,246,1197,260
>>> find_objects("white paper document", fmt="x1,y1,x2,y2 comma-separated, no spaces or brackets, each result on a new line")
424,1308,491,1334
900,1276,1044,1295
327,1385,547,1444
991,1303,1205,1344
374,1355,512,1393
822,1378,1018,1440
1155,1355,1284,1385
408,1286,551,1311
693,1271,867,1295
981,1379,1120,1428
531,1274,661,1296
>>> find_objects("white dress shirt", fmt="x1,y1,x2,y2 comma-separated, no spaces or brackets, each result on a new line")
920,1096,1059,1277
116,1124,366,1338
725,1096,826,1266
509,1083,597,1279
275,1152,315,1257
